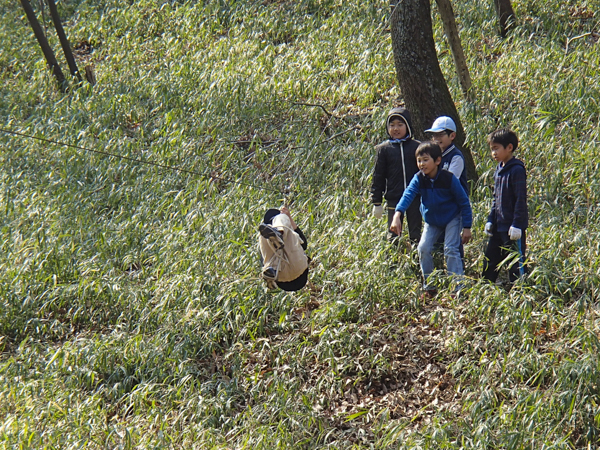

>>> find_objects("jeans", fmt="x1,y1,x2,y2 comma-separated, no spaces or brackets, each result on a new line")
417,215,464,290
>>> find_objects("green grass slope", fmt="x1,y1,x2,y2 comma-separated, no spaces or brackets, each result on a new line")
1,0,600,448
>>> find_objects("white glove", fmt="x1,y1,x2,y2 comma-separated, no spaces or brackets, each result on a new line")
508,226,522,240
373,204,383,219
484,222,493,236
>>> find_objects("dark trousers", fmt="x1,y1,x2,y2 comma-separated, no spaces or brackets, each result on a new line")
387,197,422,244
482,230,527,283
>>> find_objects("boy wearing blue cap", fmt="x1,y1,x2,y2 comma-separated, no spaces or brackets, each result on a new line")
258,207,309,291
425,116,469,195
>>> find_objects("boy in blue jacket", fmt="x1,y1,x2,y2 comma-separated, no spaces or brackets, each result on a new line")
391,142,472,298
425,115,469,259
482,128,528,283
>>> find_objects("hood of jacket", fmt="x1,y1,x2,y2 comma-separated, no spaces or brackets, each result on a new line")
386,107,414,141
498,156,525,174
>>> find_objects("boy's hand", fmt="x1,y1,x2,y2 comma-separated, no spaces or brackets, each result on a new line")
508,226,522,240
484,222,493,236
461,228,472,244
373,204,383,219
390,211,403,235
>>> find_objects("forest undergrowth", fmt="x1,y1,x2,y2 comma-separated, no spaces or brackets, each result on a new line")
1,0,600,448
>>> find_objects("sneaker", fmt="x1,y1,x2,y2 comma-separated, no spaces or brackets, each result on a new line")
262,267,277,280
259,224,285,249
421,289,438,300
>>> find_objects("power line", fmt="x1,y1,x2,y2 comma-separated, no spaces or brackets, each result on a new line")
0,127,278,193
1,123,359,197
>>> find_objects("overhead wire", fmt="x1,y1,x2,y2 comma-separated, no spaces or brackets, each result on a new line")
0,127,279,194
0,121,359,201
267,102,360,199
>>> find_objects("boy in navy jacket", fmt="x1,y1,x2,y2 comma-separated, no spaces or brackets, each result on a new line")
391,142,472,298
482,129,528,283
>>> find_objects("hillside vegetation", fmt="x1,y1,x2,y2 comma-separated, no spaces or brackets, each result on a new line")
2,0,600,448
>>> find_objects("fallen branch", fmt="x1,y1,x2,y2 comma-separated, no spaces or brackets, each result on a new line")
293,102,334,117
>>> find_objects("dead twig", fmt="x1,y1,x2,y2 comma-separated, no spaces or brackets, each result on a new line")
565,32,592,54
552,32,593,84
293,102,334,117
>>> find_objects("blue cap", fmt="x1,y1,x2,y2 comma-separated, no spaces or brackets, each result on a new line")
425,116,457,133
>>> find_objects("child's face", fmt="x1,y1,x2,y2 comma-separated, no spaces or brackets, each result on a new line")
417,153,442,178
388,118,408,140
490,142,514,165
430,131,455,151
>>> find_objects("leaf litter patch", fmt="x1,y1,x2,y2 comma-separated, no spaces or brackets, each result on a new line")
325,308,461,434
236,300,462,437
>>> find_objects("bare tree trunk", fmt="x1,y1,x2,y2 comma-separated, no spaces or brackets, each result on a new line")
46,0,82,82
434,0,472,100
20,0,66,90
390,0,477,182
494,0,516,37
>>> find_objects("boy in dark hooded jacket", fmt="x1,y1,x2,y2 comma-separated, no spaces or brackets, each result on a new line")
482,128,528,282
370,107,422,243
